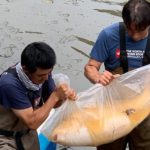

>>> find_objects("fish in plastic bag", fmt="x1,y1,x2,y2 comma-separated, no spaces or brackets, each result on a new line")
41,65,150,146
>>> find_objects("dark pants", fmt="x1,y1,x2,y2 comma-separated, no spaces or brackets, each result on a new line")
97,116,150,150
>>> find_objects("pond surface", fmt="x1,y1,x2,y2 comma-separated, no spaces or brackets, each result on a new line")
0,0,128,92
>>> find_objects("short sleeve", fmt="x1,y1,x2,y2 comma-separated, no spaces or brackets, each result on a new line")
90,30,109,62
0,77,32,109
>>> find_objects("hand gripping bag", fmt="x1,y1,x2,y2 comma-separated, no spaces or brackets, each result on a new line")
41,65,150,147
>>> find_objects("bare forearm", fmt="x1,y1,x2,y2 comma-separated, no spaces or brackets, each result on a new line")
84,64,114,86
84,65,100,84
13,84,76,130
31,92,58,129
13,92,59,130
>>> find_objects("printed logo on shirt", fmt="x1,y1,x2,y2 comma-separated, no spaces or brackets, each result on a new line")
115,48,120,58
115,49,144,59
127,49,144,58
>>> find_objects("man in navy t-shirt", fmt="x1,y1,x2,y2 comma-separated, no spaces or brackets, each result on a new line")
0,42,76,150
84,0,150,150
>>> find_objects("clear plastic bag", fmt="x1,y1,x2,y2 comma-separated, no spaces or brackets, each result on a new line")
41,65,150,147
52,73,70,87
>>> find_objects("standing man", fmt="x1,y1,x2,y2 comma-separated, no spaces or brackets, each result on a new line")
0,42,76,150
84,0,150,150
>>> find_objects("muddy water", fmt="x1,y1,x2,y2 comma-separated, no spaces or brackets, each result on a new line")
0,0,127,92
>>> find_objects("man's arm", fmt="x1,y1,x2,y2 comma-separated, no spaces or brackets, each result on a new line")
12,84,76,130
84,58,114,85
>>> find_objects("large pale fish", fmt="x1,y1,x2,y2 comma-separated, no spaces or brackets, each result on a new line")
41,65,150,146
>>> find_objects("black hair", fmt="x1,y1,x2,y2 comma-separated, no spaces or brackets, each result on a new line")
21,42,56,73
122,0,150,31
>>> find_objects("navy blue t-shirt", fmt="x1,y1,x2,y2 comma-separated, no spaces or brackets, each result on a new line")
90,22,147,70
0,71,56,109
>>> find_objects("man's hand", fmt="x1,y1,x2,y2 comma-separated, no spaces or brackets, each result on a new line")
55,83,77,101
96,71,115,86
84,59,116,86
67,88,77,100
